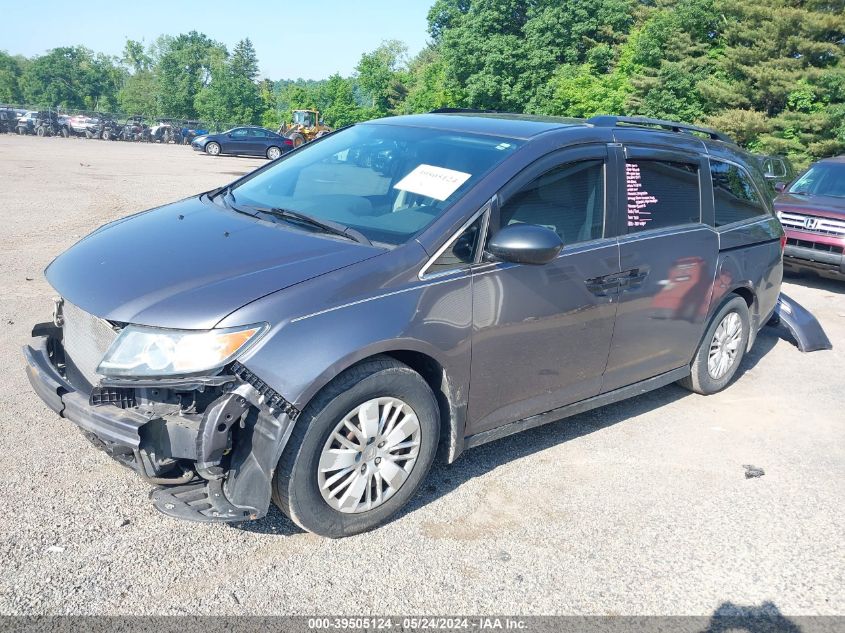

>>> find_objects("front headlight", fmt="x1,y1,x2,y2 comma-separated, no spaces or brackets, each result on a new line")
97,323,267,377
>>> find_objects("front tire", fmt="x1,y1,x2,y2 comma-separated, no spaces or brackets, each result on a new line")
273,356,440,538
205,141,221,156
678,295,750,395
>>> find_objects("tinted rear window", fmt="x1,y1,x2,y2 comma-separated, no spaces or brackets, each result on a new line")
625,160,700,233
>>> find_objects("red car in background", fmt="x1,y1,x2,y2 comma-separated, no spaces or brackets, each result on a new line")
775,155,845,281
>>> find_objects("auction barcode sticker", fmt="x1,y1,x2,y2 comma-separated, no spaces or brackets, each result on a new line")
393,164,472,201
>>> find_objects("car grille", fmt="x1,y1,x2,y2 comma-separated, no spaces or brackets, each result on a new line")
778,211,845,237
786,238,845,255
62,300,120,390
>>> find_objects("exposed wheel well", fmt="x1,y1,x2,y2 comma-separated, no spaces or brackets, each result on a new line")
731,286,755,309
381,351,455,460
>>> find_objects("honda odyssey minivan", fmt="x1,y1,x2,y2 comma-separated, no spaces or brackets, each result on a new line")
25,112,785,537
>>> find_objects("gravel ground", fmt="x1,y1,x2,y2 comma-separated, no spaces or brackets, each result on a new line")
0,135,843,617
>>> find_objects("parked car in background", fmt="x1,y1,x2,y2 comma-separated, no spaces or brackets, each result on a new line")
24,112,794,537
0,108,17,133
149,119,182,144
67,114,99,137
180,121,210,145
191,126,293,159
775,155,845,280
16,111,37,135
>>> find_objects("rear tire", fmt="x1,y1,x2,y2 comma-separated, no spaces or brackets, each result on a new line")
289,132,305,148
678,295,750,395
266,146,282,160
272,356,440,538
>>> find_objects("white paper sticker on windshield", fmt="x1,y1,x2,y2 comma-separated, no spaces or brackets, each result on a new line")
393,164,472,201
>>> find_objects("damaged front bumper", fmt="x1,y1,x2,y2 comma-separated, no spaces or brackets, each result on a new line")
23,326,299,523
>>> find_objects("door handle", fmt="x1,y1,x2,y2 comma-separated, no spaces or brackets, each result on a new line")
617,269,648,291
585,276,619,297
586,269,648,296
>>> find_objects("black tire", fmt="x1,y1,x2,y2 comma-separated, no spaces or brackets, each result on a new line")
205,141,221,156
272,356,440,538
36,126,45,137
266,145,282,160
678,295,751,395
289,132,305,148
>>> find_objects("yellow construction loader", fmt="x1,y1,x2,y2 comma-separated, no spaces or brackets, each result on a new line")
278,109,332,148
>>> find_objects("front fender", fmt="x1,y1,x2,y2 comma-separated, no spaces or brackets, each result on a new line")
234,274,473,412
218,270,474,513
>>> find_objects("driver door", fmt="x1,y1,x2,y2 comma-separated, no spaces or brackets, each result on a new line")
467,145,622,436
224,128,250,153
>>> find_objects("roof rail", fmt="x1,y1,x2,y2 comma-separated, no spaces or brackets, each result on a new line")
430,107,498,114
587,115,734,144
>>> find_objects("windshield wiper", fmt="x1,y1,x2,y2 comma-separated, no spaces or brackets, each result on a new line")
207,184,236,209
247,206,372,245
790,190,813,196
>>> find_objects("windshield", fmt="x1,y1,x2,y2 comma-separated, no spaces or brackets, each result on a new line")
230,123,523,245
788,163,845,198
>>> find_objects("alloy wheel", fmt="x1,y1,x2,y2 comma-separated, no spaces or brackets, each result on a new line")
317,397,421,514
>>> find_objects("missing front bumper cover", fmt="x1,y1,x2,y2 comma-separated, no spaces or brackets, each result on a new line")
24,334,299,523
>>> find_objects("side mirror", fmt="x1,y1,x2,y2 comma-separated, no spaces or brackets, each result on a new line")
487,223,563,265
774,182,787,193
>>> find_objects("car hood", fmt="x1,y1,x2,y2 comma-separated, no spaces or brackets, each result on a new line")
46,196,384,329
774,193,845,221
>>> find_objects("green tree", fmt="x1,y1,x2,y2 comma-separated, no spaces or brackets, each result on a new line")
122,39,152,72
194,46,263,126
402,46,455,112
319,74,365,127
355,39,409,115
230,38,259,81
19,46,123,109
118,70,158,116
0,50,24,103
156,31,226,118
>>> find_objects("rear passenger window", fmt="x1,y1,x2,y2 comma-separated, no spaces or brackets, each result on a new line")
626,160,700,232
710,160,766,227
499,160,605,244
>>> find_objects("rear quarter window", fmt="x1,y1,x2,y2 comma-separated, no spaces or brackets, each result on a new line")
710,160,767,227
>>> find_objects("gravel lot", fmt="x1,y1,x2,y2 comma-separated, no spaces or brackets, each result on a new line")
0,134,843,617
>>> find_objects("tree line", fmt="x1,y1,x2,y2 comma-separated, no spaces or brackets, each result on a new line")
1,0,843,166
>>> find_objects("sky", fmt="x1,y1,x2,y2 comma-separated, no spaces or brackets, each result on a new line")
0,0,434,80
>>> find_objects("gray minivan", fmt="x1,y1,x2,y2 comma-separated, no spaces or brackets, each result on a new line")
25,113,786,537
